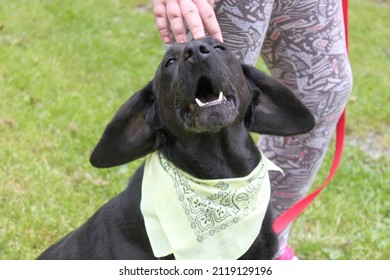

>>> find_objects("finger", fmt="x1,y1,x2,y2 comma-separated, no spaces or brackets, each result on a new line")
193,0,223,42
166,0,187,43
207,0,215,8
152,0,171,43
179,0,205,40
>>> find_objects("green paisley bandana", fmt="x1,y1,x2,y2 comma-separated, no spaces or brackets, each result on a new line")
141,151,283,260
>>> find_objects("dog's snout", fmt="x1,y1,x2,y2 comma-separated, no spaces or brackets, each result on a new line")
184,41,211,62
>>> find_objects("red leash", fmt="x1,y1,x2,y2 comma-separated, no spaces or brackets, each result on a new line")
272,0,349,235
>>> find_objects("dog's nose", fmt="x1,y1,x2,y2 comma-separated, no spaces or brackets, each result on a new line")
183,41,211,63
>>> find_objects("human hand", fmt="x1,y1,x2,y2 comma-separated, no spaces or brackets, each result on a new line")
152,0,223,43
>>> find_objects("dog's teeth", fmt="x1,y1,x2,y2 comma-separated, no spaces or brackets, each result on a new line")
195,98,206,107
196,93,225,108
218,91,223,101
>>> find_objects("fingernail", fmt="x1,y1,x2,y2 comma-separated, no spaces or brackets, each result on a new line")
194,33,205,40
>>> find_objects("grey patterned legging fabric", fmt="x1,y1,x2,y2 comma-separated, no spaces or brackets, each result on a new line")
214,0,353,257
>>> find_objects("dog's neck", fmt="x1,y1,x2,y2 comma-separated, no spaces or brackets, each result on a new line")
159,124,261,179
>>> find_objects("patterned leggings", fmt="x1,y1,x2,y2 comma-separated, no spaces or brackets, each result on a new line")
213,0,353,257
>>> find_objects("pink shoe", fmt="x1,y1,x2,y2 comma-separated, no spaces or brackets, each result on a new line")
275,245,299,260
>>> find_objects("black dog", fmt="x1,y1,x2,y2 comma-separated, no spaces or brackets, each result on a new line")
38,37,314,260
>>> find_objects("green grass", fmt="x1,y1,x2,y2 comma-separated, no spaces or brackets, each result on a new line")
0,0,389,260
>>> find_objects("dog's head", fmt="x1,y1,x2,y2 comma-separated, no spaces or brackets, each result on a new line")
90,37,315,168
154,37,247,134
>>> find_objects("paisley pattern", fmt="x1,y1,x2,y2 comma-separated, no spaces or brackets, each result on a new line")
159,152,267,242
213,0,353,256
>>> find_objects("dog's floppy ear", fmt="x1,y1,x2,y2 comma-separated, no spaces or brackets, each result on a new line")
90,81,161,168
242,65,315,136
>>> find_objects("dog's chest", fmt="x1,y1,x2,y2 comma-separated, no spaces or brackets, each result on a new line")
140,151,282,260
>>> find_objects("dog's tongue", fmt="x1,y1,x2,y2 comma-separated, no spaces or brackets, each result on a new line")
195,92,227,107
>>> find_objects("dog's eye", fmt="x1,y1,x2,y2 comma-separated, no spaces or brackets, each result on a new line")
164,58,177,68
214,45,226,52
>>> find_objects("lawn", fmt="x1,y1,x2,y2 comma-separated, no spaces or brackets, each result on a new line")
0,0,389,260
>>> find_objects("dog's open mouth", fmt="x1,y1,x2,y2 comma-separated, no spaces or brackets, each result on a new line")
187,77,233,112
183,76,238,132
194,77,228,108
196,91,226,107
